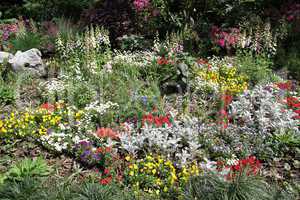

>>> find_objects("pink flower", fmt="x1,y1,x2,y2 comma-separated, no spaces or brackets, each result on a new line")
218,39,225,47
287,15,295,21
133,0,150,11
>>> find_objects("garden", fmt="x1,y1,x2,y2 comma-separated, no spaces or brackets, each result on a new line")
0,0,299,199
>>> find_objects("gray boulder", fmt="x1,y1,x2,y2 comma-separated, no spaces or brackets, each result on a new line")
8,48,46,77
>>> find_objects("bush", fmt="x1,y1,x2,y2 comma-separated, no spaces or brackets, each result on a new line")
235,51,273,86
0,0,94,21
10,31,44,52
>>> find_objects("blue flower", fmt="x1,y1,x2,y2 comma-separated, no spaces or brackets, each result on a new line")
141,96,147,105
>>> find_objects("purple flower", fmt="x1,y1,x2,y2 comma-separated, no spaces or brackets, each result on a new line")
93,154,101,161
80,150,91,160
79,141,91,147
46,128,53,135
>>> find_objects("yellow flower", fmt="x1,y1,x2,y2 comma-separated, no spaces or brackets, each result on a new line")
75,110,83,119
0,127,7,133
163,187,168,193
156,178,162,186
125,155,131,161
129,171,134,176
152,169,157,175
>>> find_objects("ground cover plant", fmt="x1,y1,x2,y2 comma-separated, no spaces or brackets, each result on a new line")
0,0,300,199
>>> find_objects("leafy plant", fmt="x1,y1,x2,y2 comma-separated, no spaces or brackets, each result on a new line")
0,81,15,106
0,177,42,200
235,50,273,87
185,172,277,200
72,183,135,200
5,157,51,182
10,31,44,52
184,173,228,200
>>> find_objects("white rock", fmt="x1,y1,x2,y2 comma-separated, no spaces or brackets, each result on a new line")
8,48,46,77
0,51,13,63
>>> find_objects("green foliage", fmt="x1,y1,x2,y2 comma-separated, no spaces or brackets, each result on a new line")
184,172,293,200
64,80,96,109
275,131,300,148
274,17,300,80
0,80,15,106
184,173,228,200
5,157,51,182
276,48,300,80
235,51,273,86
0,177,42,200
10,31,44,52
72,183,136,200
1,0,95,21
118,35,150,52
0,175,153,200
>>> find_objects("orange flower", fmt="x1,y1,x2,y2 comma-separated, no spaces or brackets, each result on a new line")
157,56,169,65
96,146,112,154
96,128,119,140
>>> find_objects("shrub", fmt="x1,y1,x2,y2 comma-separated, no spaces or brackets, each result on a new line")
235,51,273,87
10,31,44,52
1,0,94,21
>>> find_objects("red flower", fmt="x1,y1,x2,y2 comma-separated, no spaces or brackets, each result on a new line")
197,59,209,65
292,115,300,119
96,146,112,154
154,116,162,127
161,116,171,127
100,176,112,185
219,109,228,116
286,97,300,107
221,94,233,107
142,113,172,127
40,103,55,112
226,156,261,177
276,81,292,90
157,57,169,65
294,110,300,114
218,39,225,47
104,168,110,175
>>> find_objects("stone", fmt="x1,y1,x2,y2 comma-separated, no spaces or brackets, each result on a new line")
8,48,46,77
0,51,13,63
